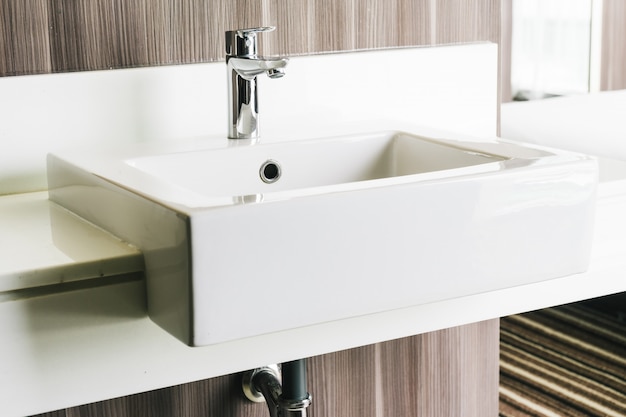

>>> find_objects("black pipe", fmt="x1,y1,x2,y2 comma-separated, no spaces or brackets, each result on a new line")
281,359,308,401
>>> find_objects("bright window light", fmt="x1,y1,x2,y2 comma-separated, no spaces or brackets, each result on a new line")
511,0,592,100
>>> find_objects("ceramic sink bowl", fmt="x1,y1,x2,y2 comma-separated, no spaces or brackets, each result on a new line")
47,129,597,346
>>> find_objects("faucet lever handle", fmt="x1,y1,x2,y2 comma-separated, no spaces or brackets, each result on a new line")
236,26,275,37
226,26,276,58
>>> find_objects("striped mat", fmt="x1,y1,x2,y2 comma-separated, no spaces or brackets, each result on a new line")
500,299,626,417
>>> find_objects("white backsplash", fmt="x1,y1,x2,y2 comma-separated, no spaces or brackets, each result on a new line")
0,43,497,195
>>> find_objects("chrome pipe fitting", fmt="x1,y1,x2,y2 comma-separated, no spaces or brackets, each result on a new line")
242,363,312,417
278,396,313,417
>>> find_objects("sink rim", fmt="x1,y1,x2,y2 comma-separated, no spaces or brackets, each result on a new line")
49,128,591,213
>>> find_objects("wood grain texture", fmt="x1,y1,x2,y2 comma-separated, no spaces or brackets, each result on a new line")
32,320,499,417
354,0,431,50
264,0,313,55
1,0,500,76
378,320,499,417
435,0,500,45
44,373,265,417
0,0,51,76
500,0,512,103
601,0,626,91
307,344,378,417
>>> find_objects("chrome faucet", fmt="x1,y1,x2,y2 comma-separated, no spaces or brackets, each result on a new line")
226,27,288,139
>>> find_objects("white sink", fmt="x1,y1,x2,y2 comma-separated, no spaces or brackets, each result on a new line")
125,132,505,203
47,129,597,346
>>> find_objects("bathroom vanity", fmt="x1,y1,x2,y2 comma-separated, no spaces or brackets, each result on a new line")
2,43,626,417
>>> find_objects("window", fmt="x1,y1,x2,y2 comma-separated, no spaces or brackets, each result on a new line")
511,0,596,99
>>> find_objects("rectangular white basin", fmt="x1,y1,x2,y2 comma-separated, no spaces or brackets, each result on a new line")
125,132,504,199
47,129,597,346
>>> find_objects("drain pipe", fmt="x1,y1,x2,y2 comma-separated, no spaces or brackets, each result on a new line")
280,360,311,417
242,359,312,417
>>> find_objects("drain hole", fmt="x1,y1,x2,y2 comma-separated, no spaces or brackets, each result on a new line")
260,160,281,184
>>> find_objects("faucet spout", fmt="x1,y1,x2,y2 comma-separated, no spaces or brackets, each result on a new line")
225,27,288,139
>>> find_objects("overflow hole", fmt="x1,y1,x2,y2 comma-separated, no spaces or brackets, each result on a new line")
260,160,281,184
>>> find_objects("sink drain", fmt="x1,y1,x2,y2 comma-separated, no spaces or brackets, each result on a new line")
260,160,281,184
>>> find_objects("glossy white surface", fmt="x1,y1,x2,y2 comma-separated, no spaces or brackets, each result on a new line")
126,131,505,203
501,90,626,160
0,192,143,293
49,126,598,346
2,177,625,417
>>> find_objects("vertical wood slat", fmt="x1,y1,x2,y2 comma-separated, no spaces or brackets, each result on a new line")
57,373,266,417
0,0,51,76
312,0,357,53
1,0,499,76
378,320,500,417
435,0,500,44
33,320,499,417
47,0,148,72
307,344,378,417
500,0,512,103
264,0,314,55
601,0,626,91
353,0,432,50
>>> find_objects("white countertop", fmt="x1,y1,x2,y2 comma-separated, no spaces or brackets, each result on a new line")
1,173,626,416
0,192,144,294
501,90,626,161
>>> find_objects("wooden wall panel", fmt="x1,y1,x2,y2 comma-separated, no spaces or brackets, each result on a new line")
353,0,431,50
435,0,501,124
0,0,51,76
56,373,264,417
312,0,357,53
378,320,499,417
500,0,512,103
601,0,626,91
33,320,499,417
307,344,378,417
47,1,150,72
1,0,500,76
264,0,314,55
435,0,500,45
